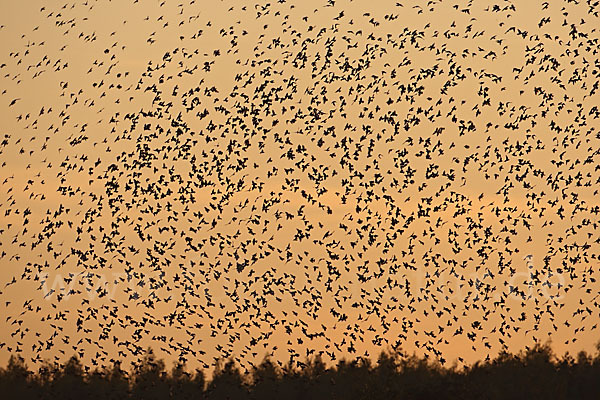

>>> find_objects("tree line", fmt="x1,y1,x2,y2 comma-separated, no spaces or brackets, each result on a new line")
2,343,600,399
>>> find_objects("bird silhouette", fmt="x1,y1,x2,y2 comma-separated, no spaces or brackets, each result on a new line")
0,0,598,376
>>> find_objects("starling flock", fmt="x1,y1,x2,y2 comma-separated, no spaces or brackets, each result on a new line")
1,0,600,373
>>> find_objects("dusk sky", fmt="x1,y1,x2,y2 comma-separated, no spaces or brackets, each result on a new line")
1,0,600,373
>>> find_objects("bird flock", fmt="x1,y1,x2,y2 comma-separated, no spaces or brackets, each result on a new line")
1,0,600,372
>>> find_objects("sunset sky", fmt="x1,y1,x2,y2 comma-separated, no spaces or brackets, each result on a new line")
1,0,600,373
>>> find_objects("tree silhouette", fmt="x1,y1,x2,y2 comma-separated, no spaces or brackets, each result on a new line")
0,355,41,399
206,358,248,400
249,357,281,400
50,355,88,400
130,348,170,400
332,358,371,400
169,361,206,400
3,344,600,399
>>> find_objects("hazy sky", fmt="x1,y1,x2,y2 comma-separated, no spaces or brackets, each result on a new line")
1,0,600,372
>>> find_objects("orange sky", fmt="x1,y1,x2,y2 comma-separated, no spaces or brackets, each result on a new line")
1,0,600,373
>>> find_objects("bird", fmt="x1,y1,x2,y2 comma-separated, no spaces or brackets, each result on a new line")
0,0,598,377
